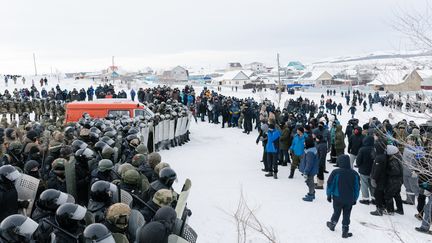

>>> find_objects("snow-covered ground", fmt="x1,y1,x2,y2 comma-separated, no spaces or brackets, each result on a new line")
2,76,431,242
160,87,431,243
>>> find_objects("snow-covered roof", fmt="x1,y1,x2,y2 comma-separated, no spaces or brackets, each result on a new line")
220,70,250,80
298,70,333,81
242,70,255,78
368,69,412,86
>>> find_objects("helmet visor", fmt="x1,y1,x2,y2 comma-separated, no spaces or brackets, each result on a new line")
71,205,87,220
18,217,39,239
96,235,116,243
7,170,21,181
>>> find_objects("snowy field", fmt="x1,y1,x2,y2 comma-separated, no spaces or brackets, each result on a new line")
2,76,432,242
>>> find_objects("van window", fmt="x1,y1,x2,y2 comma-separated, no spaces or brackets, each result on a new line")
135,109,145,117
108,110,130,118
135,109,154,117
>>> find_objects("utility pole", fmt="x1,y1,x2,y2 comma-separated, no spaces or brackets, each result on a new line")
277,53,282,108
33,53,37,76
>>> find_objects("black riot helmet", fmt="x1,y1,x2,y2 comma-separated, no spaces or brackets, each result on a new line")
75,148,96,164
127,127,139,135
72,140,88,153
94,122,106,133
90,180,118,203
0,214,38,243
55,203,87,229
89,132,100,144
94,141,109,153
100,136,115,147
159,168,177,187
89,127,102,135
83,223,115,243
38,189,75,211
0,165,21,184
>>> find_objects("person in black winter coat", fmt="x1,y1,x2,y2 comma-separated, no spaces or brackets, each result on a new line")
356,136,375,204
315,135,327,189
370,137,388,216
326,154,360,238
384,145,404,215
347,126,363,168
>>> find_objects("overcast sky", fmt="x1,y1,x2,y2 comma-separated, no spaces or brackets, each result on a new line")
0,0,425,74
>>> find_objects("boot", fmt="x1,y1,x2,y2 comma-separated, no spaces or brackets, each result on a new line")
415,213,423,221
370,208,383,216
415,227,431,234
359,199,370,205
273,173,278,179
315,179,324,190
288,169,295,179
342,225,353,238
265,172,273,177
395,209,404,215
326,221,336,231
302,193,315,202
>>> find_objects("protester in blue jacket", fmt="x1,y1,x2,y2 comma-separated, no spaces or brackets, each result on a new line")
265,124,281,179
289,127,308,178
300,138,319,202
130,89,136,101
326,154,360,239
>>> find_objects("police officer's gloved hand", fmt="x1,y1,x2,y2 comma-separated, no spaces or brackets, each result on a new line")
327,196,332,203
18,199,30,209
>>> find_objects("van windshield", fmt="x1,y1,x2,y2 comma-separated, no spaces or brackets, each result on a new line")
109,110,130,118
135,108,154,118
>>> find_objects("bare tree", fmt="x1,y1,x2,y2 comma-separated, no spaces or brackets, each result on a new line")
222,189,278,243
393,1,432,51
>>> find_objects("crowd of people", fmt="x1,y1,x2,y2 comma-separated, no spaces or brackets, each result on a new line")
0,76,431,241
193,87,432,239
0,83,197,242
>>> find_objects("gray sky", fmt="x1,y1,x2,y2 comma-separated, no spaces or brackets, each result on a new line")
0,0,423,74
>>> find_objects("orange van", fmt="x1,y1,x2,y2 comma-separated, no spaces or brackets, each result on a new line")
65,99,154,123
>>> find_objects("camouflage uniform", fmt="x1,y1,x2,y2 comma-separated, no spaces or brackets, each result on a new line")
0,99,7,117
24,98,32,113
40,99,46,115
50,100,57,122
57,101,66,117
9,100,17,120
5,100,12,120
15,99,22,115
33,99,41,121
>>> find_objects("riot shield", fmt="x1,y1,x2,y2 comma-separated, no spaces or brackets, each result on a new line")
120,189,133,207
128,209,145,241
186,113,192,132
181,116,188,135
141,125,150,148
158,121,163,145
169,119,175,140
168,234,190,243
163,119,170,142
175,117,182,138
15,174,40,216
65,157,77,199
154,123,160,145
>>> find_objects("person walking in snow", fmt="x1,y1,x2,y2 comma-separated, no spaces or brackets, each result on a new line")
363,100,367,112
289,127,307,179
315,134,327,190
347,105,356,119
337,103,343,116
356,135,375,205
300,137,319,201
326,154,360,239
130,89,136,101
265,123,281,179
